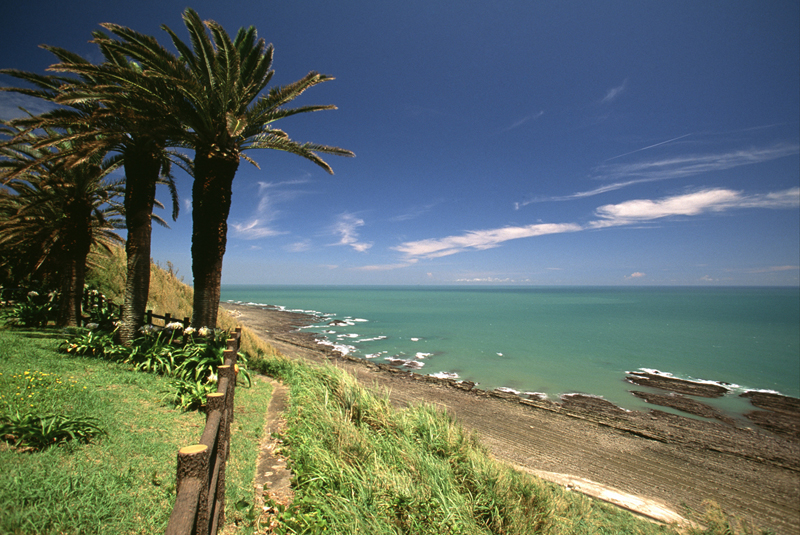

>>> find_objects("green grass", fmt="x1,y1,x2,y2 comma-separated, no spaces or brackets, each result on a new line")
2,246,766,534
0,329,271,535
252,356,771,535
257,360,683,535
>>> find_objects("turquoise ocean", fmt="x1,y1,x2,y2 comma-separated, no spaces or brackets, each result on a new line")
221,286,799,419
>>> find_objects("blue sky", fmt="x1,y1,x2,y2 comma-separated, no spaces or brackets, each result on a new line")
2,1,798,286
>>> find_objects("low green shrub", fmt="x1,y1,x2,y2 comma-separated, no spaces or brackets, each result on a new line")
61,323,252,411
0,411,105,449
62,328,116,358
2,291,55,327
163,377,217,411
84,289,119,331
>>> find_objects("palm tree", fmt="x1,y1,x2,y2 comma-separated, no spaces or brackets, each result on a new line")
1,45,186,343
0,123,124,326
97,8,355,328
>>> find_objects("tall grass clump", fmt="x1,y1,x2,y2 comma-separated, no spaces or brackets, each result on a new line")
271,362,684,535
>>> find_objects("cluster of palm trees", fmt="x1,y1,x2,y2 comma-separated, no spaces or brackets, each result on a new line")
0,8,353,342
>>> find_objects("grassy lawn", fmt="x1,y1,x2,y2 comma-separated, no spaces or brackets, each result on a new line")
0,329,271,535
257,359,703,535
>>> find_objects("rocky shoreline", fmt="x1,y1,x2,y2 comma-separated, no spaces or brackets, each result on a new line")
222,302,800,534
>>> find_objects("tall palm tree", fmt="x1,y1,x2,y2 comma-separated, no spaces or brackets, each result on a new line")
0,123,124,326
97,8,355,328
1,45,187,343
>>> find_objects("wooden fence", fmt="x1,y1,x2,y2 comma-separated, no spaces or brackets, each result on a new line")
166,327,242,535
82,291,190,328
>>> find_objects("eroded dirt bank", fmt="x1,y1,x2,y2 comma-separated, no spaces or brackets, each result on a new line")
223,303,800,534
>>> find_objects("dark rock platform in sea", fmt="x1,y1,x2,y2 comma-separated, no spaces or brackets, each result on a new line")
625,371,729,397
741,391,800,440
630,390,736,425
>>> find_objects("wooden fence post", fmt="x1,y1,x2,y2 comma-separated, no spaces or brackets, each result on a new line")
167,444,210,535
165,326,243,535
205,392,227,535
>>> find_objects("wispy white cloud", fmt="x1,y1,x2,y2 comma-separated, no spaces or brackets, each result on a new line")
592,143,799,183
393,223,583,259
600,79,627,104
230,179,310,240
591,187,800,227
396,187,799,262
604,133,694,162
518,142,800,207
626,272,646,279
285,240,312,253
456,277,531,283
500,111,544,133
332,213,373,252
515,178,661,208
230,219,285,239
390,202,440,222
354,260,418,271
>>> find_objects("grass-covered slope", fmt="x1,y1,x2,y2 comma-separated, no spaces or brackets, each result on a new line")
0,246,753,534
85,245,279,360
0,330,271,534
258,360,750,535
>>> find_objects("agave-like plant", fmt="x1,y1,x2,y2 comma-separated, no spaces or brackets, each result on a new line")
0,411,106,449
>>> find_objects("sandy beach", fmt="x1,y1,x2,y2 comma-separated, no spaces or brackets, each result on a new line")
222,302,800,534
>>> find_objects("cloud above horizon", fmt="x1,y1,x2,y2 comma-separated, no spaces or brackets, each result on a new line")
393,223,583,259
592,143,799,183
332,213,373,252
516,142,800,208
600,79,628,104
394,187,800,262
231,179,310,240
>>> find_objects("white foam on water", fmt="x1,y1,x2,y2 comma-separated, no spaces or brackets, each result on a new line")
632,368,740,392
742,388,784,395
430,371,460,380
356,336,388,343
561,392,605,400
496,387,521,395
385,357,425,369
525,392,548,400
316,338,355,355
415,352,432,359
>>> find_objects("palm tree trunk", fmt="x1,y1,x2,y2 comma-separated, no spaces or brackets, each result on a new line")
56,257,81,327
56,208,92,327
118,148,161,344
191,151,239,329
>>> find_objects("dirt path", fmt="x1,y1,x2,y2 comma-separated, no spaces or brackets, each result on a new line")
224,303,800,534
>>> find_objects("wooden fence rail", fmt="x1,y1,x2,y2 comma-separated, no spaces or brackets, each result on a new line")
166,327,241,535
82,291,190,328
